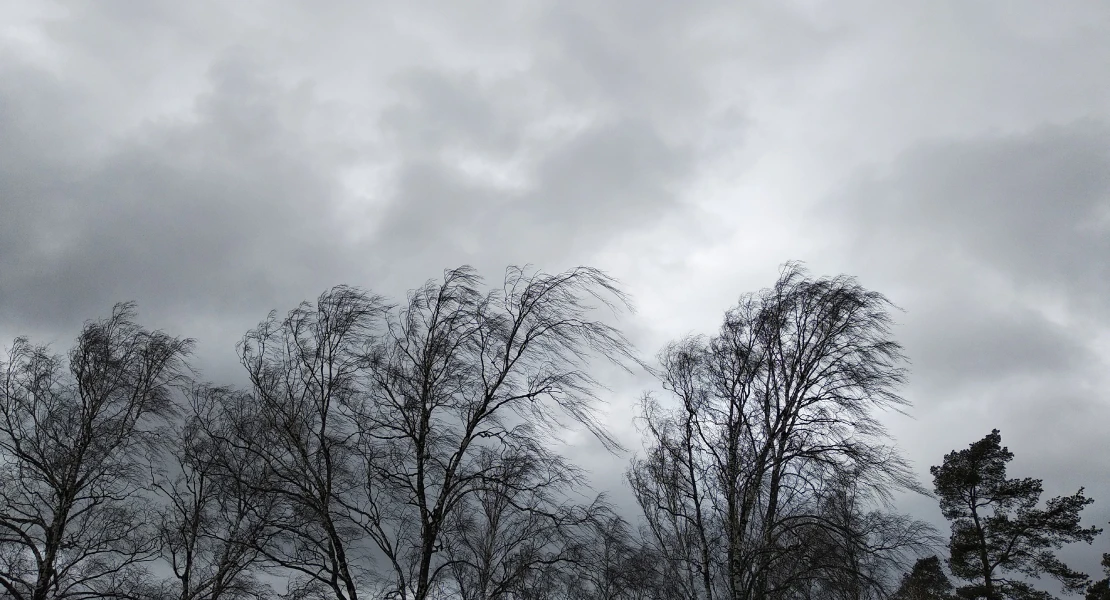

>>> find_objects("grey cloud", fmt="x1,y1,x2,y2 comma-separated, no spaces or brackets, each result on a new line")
380,69,523,158
842,122,1110,309
830,122,1110,399
8,1,1109,578
902,298,1092,398
1,0,842,341
528,117,691,228
0,8,731,404
0,0,734,382
532,0,836,121
367,20,705,280
829,123,1110,572
360,0,827,291
371,116,692,278
0,50,357,341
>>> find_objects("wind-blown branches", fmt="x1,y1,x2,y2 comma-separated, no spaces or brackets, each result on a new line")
0,263,993,600
230,285,390,600
629,263,935,600
0,303,193,600
197,266,636,600
151,384,278,600
352,265,638,600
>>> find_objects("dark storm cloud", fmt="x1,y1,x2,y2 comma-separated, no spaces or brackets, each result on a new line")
0,50,353,332
0,0,726,340
0,0,753,384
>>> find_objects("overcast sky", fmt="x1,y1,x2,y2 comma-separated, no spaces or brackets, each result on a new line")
3,0,1109,577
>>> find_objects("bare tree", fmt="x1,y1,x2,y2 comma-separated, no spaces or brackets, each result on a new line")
151,384,278,600
233,286,389,600
224,266,636,600
629,263,933,600
349,266,637,600
442,448,603,600
773,470,939,600
0,303,193,600
628,438,716,600
567,514,685,600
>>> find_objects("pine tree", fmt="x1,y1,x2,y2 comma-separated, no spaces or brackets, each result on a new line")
892,556,955,600
1086,553,1110,600
931,430,1102,600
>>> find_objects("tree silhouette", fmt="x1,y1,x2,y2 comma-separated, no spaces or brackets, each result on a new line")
12,264,1095,600
220,266,637,600
350,266,637,600
629,263,933,600
892,556,955,600
151,384,277,600
1086,552,1110,600
233,285,388,600
931,430,1102,600
0,304,193,600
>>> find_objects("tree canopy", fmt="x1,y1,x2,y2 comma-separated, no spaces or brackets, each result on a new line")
0,263,1103,600
931,430,1102,600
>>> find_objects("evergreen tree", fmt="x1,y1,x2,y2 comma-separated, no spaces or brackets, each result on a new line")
931,430,1102,600
1086,553,1110,600
892,556,955,600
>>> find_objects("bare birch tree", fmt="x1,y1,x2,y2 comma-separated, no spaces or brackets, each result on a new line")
152,384,278,600
234,286,389,600
629,263,933,600
350,266,637,600
442,448,602,600
0,303,192,600
224,266,636,600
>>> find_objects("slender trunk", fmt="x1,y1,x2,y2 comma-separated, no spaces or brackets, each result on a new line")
180,481,206,600
970,505,993,600
726,461,739,600
33,520,63,600
755,432,789,600
724,399,743,600
414,516,437,600
684,414,714,600
325,518,359,600
35,483,79,600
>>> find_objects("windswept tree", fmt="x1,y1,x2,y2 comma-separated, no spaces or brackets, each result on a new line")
151,384,278,600
350,266,637,600
784,472,939,600
233,285,389,600
442,448,605,600
931,430,1102,600
0,303,193,600
629,263,933,600
225,266,637,600
570,515,682,600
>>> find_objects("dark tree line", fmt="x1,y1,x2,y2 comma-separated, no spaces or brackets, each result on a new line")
0,264,1103,600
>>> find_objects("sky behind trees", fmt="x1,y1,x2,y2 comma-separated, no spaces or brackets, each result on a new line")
2,0,1108,579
